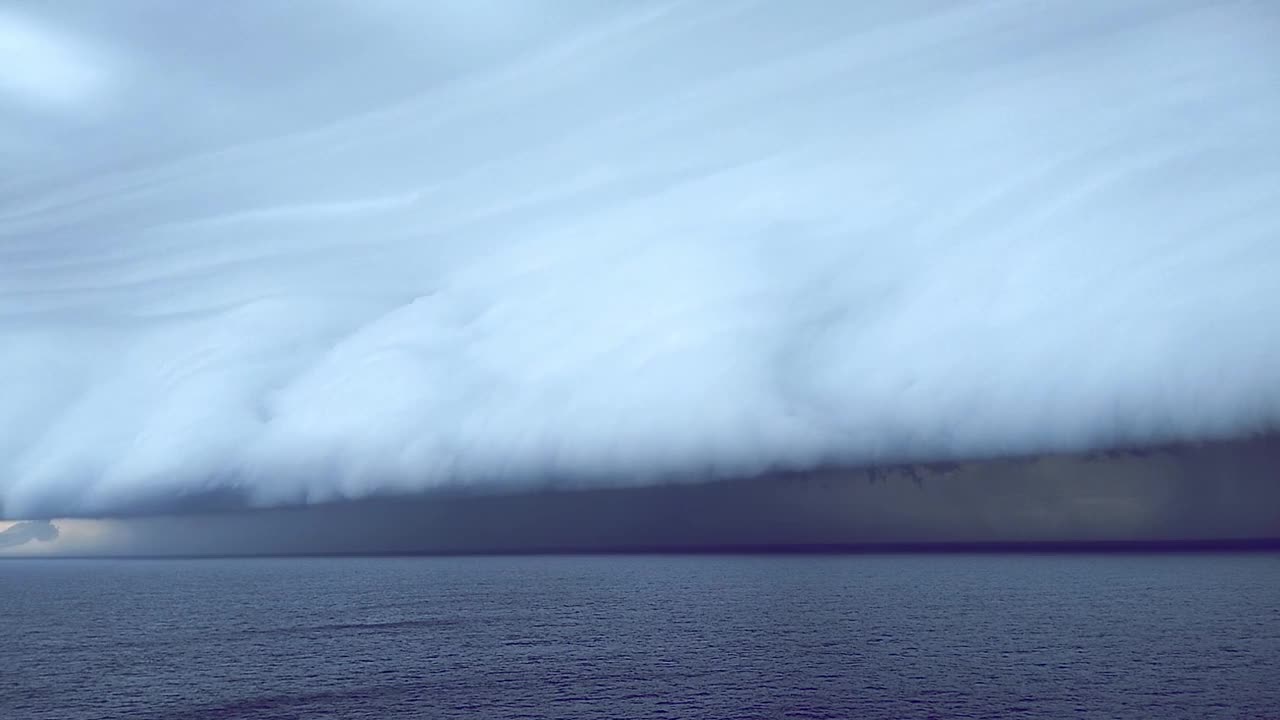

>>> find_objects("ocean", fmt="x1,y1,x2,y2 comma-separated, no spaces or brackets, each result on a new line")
3,554,1277,719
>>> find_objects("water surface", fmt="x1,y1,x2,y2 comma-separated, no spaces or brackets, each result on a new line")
3,554,1277,719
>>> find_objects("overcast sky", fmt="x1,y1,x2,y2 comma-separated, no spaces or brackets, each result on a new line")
2,1,1278,521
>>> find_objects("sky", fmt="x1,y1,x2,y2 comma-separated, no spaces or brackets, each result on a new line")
1,1,1279,527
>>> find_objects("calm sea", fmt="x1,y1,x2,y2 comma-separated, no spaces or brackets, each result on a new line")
2,554,1277,719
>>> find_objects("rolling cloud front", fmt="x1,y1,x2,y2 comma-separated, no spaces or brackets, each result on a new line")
2,1,1278,520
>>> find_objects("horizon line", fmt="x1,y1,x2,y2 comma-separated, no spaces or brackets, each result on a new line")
6,537,1280,560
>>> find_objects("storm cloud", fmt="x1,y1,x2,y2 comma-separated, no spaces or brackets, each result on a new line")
2,1,1279,519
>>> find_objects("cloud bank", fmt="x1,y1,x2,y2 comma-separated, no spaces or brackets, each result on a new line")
2,1,1278,518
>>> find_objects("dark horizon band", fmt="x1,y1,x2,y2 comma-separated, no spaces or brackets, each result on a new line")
8,431,1276,556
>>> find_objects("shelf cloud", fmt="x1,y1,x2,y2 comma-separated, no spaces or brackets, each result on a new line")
2,1,1278,519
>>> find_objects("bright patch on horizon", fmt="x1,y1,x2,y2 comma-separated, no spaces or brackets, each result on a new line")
0,519,119,554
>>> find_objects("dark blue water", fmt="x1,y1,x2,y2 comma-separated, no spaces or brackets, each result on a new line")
2,555,1278,719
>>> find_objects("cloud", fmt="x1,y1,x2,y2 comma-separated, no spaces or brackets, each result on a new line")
2,1,1279,519
19,436,1280,556
0,520,59,549
0,9,114,112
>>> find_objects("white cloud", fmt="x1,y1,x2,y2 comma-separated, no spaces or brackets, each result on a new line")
0,9,113,112
1,1,1278,518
